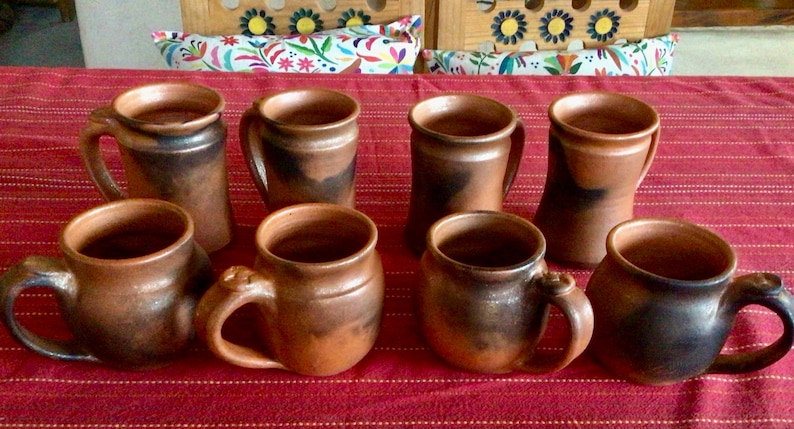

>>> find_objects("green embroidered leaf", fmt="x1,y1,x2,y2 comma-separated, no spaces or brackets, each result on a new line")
287,42,317,57
544,67,561,75
321,37,333,53
570,62,582,74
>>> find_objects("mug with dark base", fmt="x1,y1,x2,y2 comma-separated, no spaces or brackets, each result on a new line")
586,218,794,385
0,199,213,370
417,211,593,374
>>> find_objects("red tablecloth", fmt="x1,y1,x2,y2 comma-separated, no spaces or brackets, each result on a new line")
1,67,793,428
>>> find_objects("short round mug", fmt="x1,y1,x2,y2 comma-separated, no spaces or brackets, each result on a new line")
195,203,384,376
417,210,594,374
586,218,794,385
239,88,360,211
0,199,213,370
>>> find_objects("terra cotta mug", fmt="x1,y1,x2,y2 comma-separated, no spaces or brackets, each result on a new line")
417,210,594,374
239,88,360,211
0,199,213,370
533,91,659,267
195,203,384,376
404,94,525,254
79,81,234,253
586,218,794,385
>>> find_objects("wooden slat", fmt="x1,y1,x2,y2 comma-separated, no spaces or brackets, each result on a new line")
673,0,794,27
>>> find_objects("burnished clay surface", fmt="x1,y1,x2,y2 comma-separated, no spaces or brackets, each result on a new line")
79,81,234,253
404,94,525,254
417,211,593,374
195,203,384,376
533,91,659,267
239,88,360,211
586,218,794,385
0,199,213,370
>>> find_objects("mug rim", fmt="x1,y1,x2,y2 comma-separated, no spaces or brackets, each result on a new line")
409,93,517,143
255,87,360,131
60,198,194,266
606,217,737,287
255,203,378,268
548,90,660,141
111,81,225,136
426,210,546,272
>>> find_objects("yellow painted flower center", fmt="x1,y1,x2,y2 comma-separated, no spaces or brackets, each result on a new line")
547,17,566,35
595,16,614,34
500,18,519,37
248,16,267,35
296,16,316,34
346,16,364,27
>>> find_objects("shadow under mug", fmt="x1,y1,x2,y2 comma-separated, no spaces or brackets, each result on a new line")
586,218,794,385
195,203,384,376
0,199,213,370
417,210,594,374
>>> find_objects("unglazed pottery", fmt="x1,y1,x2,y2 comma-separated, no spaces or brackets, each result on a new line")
586,218,794,385
239,88,360,211
0,199,213,370
195,203,384,376
79,81,234,253
405,94,525,254
533,91,659,267
417,211,593,374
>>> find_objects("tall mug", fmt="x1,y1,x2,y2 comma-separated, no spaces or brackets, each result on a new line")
404,94,525,254
239,88,360,211
533,91,659,267
79,81,234,253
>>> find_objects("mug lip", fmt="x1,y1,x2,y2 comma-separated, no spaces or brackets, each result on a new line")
606,217,737,287
409,93,517,143
111,81,225,136
548,90,660,141
60,198,194,266
426,210,546,272
255,87,360,130
255,203,378,268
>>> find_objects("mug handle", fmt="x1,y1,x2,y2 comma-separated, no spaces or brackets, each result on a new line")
515,272,594,374
78,106,127,201
636,126,660,188
239,105,271,208
194,265,287,370
0,256,98,362
502,119,526,197
706,273,794,374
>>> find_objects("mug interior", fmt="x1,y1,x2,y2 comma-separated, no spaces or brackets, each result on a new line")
411,94,514,138
610,219,735,282
259,204,375,264
63,199,190,261
113,82,224,130
431,211,543,269
261,88,359,126
550,91,658,136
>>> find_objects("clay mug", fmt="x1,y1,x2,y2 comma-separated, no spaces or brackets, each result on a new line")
586,218,794,385
404,94,525,254
533,91,659,267
195,203,384,376
417,210,594,374
79,81,234,253
0,199,213,370
239,88,360,211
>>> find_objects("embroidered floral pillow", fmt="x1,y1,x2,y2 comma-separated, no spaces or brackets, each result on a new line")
153,15,422,74
424,33,678,76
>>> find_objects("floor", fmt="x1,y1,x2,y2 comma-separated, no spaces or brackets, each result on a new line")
1,5,793,76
